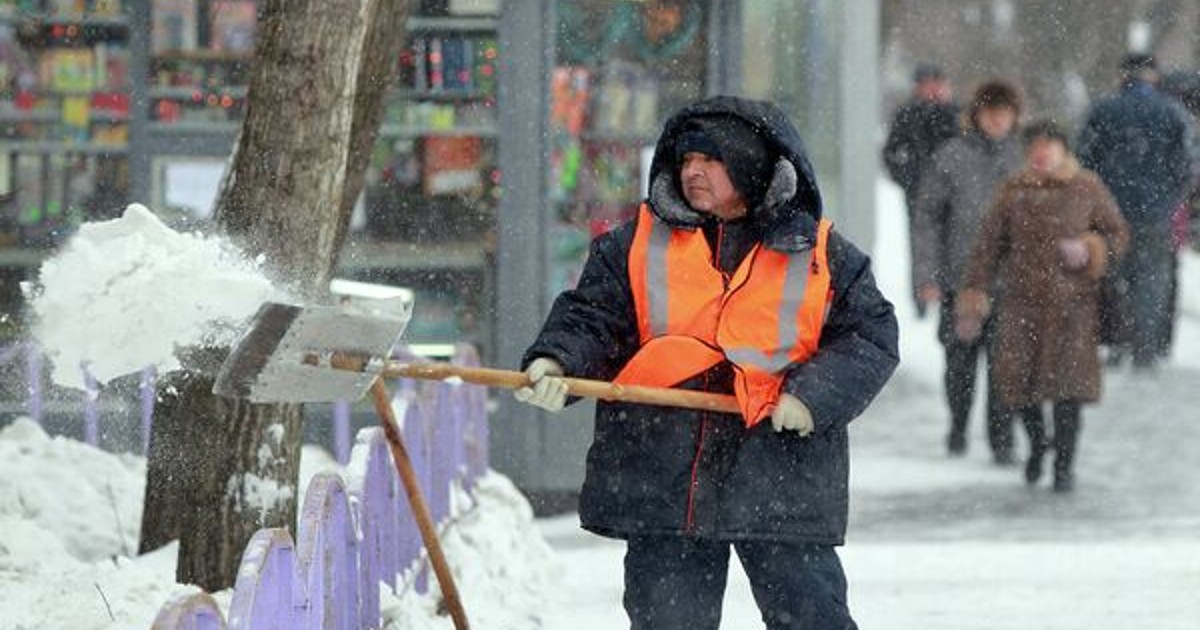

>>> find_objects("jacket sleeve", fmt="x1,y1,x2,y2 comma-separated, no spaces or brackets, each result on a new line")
910,145,953,290
1169,101,1200,202
782,233,899,433
960,182,1012,293
1086,177,1131,272
1075,107,1105,172
882,107,917,189
521,224,641,381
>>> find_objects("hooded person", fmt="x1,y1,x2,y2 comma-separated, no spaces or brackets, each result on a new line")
515,95,898,628
911,78,1024,461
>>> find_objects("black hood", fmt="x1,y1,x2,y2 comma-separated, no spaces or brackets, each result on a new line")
647,95,825,252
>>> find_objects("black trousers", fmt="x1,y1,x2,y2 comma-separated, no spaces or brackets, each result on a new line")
1121,219,1175,366
939,296,1011,456
1017,400,1082,478
623,535,857,630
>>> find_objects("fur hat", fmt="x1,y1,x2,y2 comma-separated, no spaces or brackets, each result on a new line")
968,79,1022,128
675,115,775,209
1022,119,1070,150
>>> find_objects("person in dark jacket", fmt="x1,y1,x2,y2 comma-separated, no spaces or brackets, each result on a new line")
883,63,961,313
1076,54,1199,369
515,96,898,629
911,79,1023,461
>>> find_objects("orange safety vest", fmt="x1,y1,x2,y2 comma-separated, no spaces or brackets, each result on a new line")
614,204,833,427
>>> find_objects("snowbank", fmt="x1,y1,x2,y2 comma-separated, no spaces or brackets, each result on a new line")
0,418,142,562
29,204,286,390
0,417,557,630
0,419,189,630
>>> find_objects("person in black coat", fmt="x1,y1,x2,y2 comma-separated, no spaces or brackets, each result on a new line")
516,96,898,629
1076,54,1199,369
883,63,961,313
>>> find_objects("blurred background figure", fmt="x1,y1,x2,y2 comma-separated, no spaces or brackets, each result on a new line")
883,63,961,315
911,79,1022,462
1076,54,1199,371
956,120,1129,492
1157,69,1200,359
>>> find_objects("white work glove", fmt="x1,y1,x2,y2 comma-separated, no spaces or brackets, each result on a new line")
513,357,567,412
770,393,814,436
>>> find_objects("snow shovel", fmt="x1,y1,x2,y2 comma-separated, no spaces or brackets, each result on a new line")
212,301,741,413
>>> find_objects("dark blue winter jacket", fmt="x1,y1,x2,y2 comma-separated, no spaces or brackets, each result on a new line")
522,96,899,545
1077,81,1197,225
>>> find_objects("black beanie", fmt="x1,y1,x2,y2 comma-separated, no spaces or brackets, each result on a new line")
676,115,775,209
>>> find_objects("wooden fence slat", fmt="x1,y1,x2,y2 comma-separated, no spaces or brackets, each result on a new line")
431,383,454,523
297,473,359,630
226,529,302,630
348,428,393,629
401,395,430,595
150,592,227,630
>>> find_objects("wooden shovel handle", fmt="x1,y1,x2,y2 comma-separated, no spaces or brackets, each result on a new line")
369,379,470,630
381,360,741,415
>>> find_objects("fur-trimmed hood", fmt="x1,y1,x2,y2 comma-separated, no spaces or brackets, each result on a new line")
646,96,825,252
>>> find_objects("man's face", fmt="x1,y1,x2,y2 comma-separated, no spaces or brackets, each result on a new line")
916,78,951,103
977,105,1017,140
680,151,747,220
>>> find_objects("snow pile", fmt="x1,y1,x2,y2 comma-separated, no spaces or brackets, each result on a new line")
0,418,188,630
0,418,143,562
382,472,559,630
29,203,286,390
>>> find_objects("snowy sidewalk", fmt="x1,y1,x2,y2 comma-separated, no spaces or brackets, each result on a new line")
536,364,1200,630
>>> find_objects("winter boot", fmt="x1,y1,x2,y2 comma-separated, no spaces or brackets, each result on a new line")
947,429,967,456
989,409,1015,465
1020,406,1046,485
1052,402,1081,493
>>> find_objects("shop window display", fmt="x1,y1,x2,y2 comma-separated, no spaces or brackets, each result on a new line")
549,0,708,293
0,0,130,248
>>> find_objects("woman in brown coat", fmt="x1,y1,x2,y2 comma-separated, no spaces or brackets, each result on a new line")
956,120,1130,492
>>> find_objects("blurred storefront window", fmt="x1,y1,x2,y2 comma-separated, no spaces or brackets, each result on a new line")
547,0,709,296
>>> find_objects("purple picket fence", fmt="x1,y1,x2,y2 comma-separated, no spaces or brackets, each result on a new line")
151,350,490,630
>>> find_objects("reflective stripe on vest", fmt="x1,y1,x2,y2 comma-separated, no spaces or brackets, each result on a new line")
618,203,833,426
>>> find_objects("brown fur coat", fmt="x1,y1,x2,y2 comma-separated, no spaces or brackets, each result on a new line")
958,158,1130,408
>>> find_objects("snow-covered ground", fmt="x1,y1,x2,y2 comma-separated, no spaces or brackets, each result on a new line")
2,179,1199,629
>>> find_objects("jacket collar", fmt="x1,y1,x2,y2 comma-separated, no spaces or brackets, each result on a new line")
648,156,817,252
1013,155,1082,186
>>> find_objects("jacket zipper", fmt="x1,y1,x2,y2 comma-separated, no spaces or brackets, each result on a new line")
686,225,728,534
714,222,731,288
685,374,710,533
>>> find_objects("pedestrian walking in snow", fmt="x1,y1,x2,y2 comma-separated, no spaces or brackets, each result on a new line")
515,95,898,629
1076,54,1198,370
911,79,1023,461
883,63,961,314
956,120,1130,493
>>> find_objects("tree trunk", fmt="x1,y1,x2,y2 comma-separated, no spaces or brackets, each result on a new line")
139,0,411,591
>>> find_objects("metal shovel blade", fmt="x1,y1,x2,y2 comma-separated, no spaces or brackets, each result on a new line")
212,300,411,403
